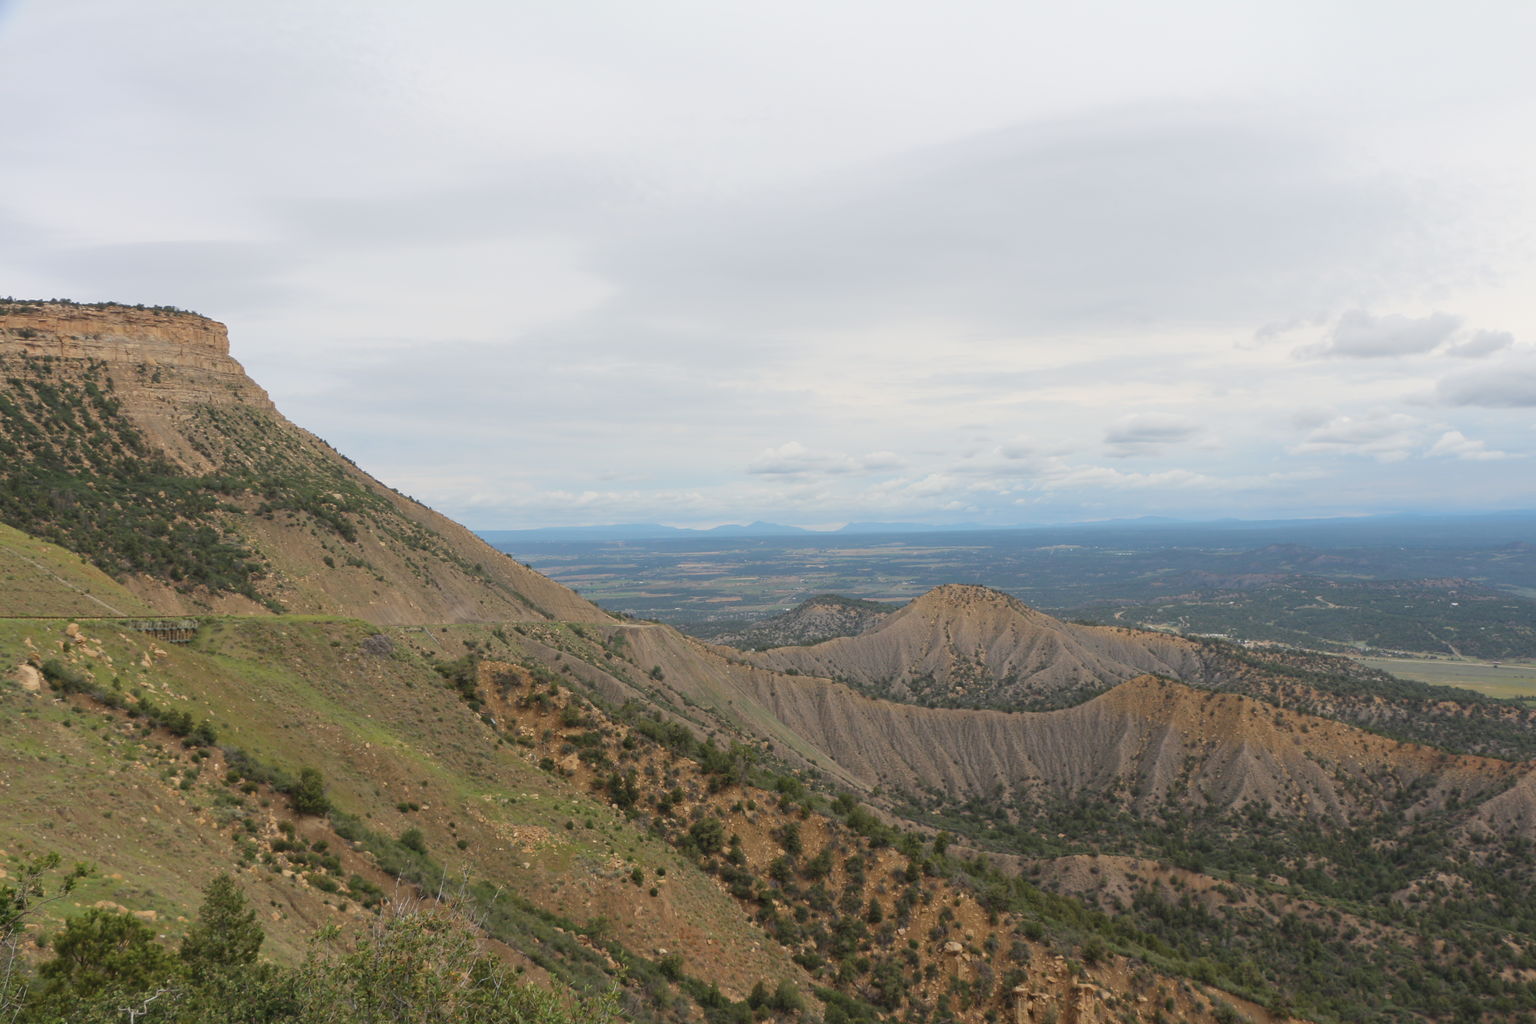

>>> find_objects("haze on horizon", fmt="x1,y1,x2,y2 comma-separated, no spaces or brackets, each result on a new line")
2,1,1534,530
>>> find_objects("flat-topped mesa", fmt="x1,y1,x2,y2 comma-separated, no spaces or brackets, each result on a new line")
0,300,273,412
0,299,613,623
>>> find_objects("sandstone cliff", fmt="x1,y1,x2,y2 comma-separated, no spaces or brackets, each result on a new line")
0,300,609,624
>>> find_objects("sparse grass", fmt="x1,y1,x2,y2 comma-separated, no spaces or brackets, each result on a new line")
0,523,158,617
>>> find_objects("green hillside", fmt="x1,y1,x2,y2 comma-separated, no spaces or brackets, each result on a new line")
0,522,159,617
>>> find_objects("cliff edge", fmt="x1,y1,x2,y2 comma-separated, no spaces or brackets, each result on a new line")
0,300,608,624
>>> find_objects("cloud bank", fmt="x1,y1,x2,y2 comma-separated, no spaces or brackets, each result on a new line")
1,2,1533,526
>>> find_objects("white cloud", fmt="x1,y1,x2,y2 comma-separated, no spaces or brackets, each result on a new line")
1426,430,1512,461
998,436,1076,461
1445,329,1515,358
1298,309,1462,359
746,442,905,477
1103,413,1201,456
3,2,1536,527
1042,465,1216,491
1289,412,1426,462
1438,355,1536,407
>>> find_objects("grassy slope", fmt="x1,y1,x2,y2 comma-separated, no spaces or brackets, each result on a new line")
2,610,1282,1024
0,522,158,617
0,614,811,1002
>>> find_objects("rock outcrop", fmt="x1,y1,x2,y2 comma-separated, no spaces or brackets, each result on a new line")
1,302,273,469
0,301,609,624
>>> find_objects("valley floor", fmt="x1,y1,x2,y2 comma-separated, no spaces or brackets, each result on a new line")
1352,654,1536,702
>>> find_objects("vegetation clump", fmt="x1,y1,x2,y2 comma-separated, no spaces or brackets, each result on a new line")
4,860,619,1024
0,356,263,597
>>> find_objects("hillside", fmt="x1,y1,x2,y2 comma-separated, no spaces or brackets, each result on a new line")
2,611,1284,1024
706,595,897,649
590,622,1526,826
577,605,1536,1020
0,300,607,624
739,584,1211,709
0,521,159,617
731,584,1536,760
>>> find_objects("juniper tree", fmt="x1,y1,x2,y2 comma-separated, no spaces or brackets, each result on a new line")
180,873,262,971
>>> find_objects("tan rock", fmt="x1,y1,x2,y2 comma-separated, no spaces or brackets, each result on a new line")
12,664,44,693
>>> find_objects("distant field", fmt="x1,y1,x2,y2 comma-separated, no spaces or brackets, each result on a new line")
1355,656,1536,700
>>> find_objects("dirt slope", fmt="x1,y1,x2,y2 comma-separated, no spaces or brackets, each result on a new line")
740,584,1210,708
738,671,1514,820
566,619,1526,829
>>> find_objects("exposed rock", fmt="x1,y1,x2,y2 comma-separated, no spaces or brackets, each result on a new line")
11,663,43,693
0,302,610,626
741,584,1211,710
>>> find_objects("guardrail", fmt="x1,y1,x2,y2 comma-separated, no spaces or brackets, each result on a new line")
0,616,201,643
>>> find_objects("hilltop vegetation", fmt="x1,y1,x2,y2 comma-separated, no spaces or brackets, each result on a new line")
0,353,266,600
706,595,899,650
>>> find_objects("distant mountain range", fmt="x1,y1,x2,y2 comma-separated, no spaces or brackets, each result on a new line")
476,520,988,542
478,510,1536,546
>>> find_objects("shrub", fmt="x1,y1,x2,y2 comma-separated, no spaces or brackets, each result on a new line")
290,767,329,817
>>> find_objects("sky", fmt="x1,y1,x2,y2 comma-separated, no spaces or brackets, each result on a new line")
3,1,1535,529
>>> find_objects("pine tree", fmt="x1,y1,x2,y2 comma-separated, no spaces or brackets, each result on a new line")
34,908,176,1012
290,766,329,816
180,873,263,970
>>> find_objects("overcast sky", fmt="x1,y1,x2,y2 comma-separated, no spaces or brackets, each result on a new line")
4,1,1534,528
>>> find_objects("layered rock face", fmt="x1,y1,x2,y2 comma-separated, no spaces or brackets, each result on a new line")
0,300,608,624
1,302,271,402
1,302,273,472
